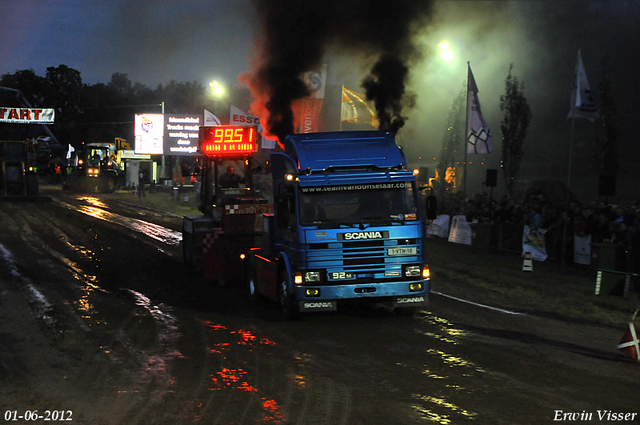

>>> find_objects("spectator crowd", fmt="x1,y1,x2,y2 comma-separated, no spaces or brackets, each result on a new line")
437,191,640,273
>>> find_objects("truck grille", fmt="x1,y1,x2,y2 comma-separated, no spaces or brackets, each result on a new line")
305,238,420,281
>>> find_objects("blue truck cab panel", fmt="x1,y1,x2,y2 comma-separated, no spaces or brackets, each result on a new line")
258,131,430,315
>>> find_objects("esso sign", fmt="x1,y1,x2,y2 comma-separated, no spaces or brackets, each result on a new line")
232,114,260,125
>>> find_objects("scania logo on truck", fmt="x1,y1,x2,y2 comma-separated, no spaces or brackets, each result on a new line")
300,301,337,311
392,296,428,308
397,296,424,304
338,231,389,241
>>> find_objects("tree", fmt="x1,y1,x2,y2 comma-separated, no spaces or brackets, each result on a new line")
44,65,84,142
437,83,465,199
499,64,531,197
0,69,48,106
44,65,83,118
157,80,207,114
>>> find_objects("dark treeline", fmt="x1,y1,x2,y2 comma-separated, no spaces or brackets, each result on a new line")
0,65,251,148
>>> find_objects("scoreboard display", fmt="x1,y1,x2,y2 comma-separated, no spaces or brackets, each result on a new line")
199,125,258,157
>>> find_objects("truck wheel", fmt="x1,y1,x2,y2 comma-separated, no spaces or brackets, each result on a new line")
278,271,297,320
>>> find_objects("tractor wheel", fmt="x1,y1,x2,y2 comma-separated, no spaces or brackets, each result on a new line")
101,175,116,193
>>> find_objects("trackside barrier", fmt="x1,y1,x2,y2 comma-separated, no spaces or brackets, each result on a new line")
595,269,637,297
427,217,581,263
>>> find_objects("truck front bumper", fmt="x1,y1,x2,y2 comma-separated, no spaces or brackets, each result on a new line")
295,279,430,312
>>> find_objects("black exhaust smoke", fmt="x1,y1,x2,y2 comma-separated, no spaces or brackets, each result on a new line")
241,0,435,144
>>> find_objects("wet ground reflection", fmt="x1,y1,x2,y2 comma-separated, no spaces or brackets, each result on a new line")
200,320,285,422
78,196,109,209
409,311,481,423
53,198,182,246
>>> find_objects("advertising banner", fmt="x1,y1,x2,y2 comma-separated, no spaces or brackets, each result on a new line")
426,214,451,239
574,234,592,265
295,64,327,134
448,215,472,245
230,105,275,149
134,114,164,155
164,114,201,155
0,107,55,124
230,105,261,126
523,225,548,261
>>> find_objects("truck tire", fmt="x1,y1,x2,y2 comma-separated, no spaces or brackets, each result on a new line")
278,270,298,320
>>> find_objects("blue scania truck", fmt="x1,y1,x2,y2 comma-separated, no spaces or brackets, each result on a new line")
248,130,433,318
183,128,434,319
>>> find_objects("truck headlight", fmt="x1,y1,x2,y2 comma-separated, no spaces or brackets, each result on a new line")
404,265,422,277
304,271,321,282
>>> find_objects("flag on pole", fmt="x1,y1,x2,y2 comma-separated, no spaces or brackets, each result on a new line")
341,87,379,128
204,109,221,126
295,64,327,134
466,65,494,154
567,49,599,122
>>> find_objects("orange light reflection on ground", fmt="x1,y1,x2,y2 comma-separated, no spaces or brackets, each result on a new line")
261,398,283,423
203,320,283,423
209,368,257,392
78,196,108,209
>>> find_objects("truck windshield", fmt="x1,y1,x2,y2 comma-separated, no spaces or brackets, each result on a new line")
298,182,418,226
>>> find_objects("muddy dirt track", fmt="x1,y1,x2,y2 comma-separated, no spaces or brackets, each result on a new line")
1,191,638,425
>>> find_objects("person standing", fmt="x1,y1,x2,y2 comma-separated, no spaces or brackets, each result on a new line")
138,169,146,197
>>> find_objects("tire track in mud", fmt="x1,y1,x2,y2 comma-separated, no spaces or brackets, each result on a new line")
0,201,201,424
3,199,354,425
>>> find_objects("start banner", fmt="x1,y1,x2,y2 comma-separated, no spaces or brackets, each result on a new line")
0,107,55,124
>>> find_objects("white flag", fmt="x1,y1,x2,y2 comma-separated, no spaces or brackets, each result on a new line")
467,65,494,154
567,49,599,122
204,109,221,126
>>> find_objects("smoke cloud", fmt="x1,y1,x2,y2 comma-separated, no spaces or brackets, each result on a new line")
241,0,435,143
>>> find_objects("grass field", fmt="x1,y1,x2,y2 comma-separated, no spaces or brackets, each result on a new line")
425,237,640,327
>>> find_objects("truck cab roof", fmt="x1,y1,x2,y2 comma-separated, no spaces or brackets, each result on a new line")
284,131,405,173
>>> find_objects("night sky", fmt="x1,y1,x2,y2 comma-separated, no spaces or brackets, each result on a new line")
2,0,639,202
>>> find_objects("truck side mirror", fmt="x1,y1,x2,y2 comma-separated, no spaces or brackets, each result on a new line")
426,195,437,220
